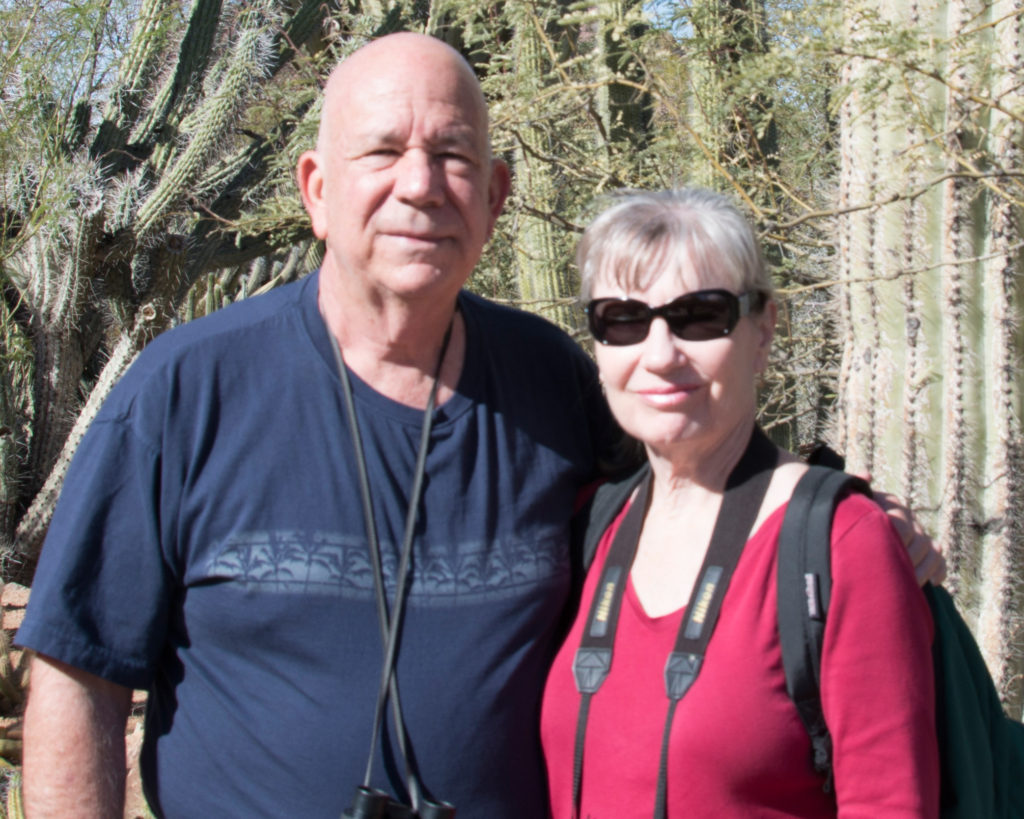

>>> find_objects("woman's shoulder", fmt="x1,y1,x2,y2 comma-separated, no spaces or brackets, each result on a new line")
768,453,808,495
766,455,892,538
756,455,808,534
760,457,903,557
828,485,920,594
831,486,898,543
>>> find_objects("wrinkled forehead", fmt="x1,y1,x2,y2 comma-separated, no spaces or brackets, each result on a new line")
322,38,490,150
339,93,486,150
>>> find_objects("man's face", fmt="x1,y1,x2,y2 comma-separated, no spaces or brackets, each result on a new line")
300,42,508,303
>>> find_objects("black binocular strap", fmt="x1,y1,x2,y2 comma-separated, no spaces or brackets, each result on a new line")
333,321,457,818
570,427,778,819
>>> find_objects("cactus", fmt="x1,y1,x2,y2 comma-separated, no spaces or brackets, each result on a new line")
0,303,30,556
458,0,655,332
507,2,579,332
1,767,23,819
0,0,338,577
594,1,651,151
133,1,275,236
835,0,1024,711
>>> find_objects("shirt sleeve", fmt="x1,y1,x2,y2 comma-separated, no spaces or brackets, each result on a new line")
16,413,172,690
822,494,939,818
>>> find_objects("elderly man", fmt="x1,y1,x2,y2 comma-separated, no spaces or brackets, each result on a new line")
20,32,623,818
19,31,940,819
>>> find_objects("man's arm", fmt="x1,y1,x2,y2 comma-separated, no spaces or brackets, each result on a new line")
872,488,948,586
806,447,947,587
23,653,132,818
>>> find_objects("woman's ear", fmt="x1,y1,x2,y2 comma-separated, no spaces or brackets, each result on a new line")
753,298,777,374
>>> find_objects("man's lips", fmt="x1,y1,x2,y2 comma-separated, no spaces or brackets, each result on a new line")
381,226,451,242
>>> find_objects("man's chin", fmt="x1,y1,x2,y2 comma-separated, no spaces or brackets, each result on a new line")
378,260,473,298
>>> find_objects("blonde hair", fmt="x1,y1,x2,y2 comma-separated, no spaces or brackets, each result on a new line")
577,188,773,302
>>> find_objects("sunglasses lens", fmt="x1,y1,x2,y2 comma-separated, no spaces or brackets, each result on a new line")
664,292,737,340
590,300,651,345
587,290,749,345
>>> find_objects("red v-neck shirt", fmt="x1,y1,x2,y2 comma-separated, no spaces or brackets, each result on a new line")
542,493,939,818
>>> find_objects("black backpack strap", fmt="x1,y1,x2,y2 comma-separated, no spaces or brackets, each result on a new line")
562,464,649,643
777,465,870,789
572,463,650,572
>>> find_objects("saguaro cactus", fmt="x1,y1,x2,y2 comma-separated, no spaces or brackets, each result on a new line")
835,0,1024,712
506,1,580,332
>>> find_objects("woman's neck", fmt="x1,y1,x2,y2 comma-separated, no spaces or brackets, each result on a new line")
645,416,758,498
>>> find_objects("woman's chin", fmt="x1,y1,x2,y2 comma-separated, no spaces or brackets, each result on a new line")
632,420,707,452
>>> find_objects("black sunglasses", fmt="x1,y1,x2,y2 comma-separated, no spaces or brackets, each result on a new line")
586,289,766,346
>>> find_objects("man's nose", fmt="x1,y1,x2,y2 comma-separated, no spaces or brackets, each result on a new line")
394,149,445,206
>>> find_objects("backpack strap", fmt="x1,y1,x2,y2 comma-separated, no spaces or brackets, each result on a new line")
777,465,870,790
562,464,650,644
573,463,650,572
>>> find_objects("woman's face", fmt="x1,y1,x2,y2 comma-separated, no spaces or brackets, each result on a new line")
591,264,775,459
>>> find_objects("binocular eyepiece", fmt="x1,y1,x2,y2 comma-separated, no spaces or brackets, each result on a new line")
342,786,455,819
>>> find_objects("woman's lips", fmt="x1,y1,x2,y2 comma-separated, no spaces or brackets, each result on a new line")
637,384,702,408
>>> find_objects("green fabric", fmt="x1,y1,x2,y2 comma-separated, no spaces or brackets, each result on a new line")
925,584,1024,818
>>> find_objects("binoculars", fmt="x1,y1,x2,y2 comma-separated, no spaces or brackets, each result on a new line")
342,786,455,819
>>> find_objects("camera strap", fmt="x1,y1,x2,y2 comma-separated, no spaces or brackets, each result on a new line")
331,312,455,814
570,426,777,819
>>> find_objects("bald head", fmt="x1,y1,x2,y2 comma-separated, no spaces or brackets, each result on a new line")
295,30,510,312
318,33,490,156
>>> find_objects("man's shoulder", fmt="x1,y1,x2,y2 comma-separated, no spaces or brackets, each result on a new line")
138,274,311,366
148,273,313,356
108,274,316,409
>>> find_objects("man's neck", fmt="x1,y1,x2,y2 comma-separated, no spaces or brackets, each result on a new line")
318,270,465,410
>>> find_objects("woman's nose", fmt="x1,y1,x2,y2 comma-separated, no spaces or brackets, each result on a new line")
640,318,686,371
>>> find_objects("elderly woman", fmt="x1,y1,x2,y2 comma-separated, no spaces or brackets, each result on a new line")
541,189,938,818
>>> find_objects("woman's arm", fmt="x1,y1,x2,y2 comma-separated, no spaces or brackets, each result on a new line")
822,495,940,818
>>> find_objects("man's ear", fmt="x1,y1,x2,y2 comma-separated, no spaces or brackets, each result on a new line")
485,158,511,238
296,151,328,240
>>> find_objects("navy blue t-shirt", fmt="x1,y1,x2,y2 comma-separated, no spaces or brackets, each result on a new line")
18,271,621,818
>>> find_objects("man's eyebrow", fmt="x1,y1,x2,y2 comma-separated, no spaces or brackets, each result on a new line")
351,126,404,146
428,128,481,150
349,125,480,149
